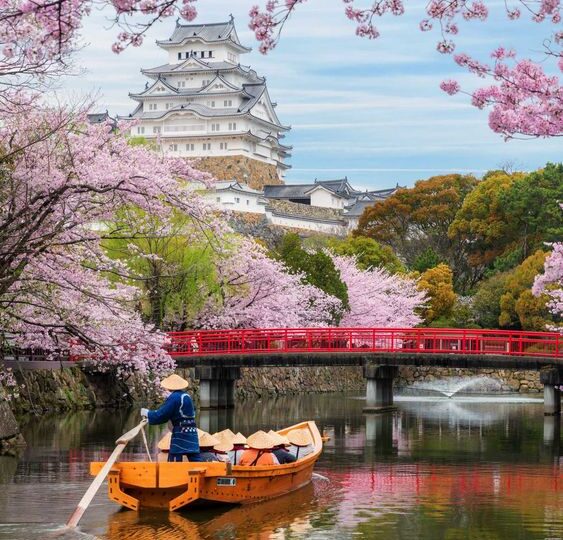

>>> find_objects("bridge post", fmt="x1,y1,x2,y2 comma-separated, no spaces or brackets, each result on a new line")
540,367,562,416
195,366,240,410
363,365,398,413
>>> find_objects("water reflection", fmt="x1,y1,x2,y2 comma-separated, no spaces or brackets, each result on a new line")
0,392,561,539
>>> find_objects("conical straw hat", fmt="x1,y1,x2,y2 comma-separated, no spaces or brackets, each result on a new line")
199,432,220,448
287,428,313,447
214,429,235,443
268,430,289,446
160,374,189,391
157,431,172,451
214,440,234,453
246,430,275,450
232,432,247,445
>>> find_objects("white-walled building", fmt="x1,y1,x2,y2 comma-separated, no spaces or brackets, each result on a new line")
120,18,291,179
209,181,266,213
205,177,400,235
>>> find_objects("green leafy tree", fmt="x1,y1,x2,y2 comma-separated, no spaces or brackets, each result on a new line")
472,272,510,328
500,163,563,260
274,233,349,319
104,208,217,329
326,235,404,273
412,247,444,273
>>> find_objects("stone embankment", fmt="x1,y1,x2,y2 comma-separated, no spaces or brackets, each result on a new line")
1,364,542,421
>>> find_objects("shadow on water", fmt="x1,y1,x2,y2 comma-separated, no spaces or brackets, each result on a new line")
0,392,561,539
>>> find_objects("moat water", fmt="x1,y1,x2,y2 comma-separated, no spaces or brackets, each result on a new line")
0,392,561,539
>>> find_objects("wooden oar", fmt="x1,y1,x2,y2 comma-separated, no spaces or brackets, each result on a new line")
66,419,148,528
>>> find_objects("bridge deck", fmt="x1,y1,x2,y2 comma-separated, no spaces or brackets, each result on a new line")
174,351,563,370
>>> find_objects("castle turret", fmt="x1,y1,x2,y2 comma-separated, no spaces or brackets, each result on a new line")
120,18,291,188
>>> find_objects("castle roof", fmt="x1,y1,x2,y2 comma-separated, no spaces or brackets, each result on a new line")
157,18,251,52
142,60,262,81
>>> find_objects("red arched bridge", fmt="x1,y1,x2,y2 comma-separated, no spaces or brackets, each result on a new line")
165,327,562,415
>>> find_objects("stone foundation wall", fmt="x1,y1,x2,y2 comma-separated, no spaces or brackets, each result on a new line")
396,366,542,393
236,366,365,397
196,155,283,190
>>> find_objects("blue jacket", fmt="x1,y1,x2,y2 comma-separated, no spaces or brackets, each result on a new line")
147,391,199,454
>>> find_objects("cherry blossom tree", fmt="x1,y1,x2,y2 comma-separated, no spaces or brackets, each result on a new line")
330,253,426,328
0,100,214,381
195,238,342,329
532,242,563,325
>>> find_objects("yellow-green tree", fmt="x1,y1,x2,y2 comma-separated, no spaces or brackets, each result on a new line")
448,171,523,267
499,250,551,330
416,264,457,324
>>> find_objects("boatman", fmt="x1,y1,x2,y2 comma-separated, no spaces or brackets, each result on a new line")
140,374,201,462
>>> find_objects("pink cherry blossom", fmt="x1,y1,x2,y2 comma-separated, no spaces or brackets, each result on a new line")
194,238,341,329
330,253,426,328
0,99,215,384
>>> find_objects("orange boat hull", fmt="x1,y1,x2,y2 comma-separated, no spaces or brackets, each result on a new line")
91,420,322,511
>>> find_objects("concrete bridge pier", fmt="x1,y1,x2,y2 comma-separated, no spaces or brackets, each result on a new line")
195,366,240,409
363,365,398,413
540,367,562,416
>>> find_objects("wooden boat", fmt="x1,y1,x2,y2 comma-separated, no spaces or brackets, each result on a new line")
90,420,322,512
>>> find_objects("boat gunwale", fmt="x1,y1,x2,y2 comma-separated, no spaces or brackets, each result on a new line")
90,420,323,486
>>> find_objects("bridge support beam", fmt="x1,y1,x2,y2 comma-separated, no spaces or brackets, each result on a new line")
363,365,398,413
540,367,562,416
195,366,240,410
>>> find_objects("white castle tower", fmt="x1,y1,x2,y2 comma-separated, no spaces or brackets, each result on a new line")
121,17,291,186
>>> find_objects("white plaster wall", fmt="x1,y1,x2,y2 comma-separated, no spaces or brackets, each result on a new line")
265,211,346,235
208,191,266,213
309,188,346,209
166,42,239,64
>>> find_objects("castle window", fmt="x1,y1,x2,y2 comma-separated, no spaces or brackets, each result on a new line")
177,52,181,60
211,123,220,132
200,51,205,58
153,126,160,134
186,143,194,151
228,122,237,131
169,144,178,151
246,199,250,205
216,197,221,202
235,197,240,203
203,143,211,151
224,99,233,107
138,127,145,134
220,142,228,150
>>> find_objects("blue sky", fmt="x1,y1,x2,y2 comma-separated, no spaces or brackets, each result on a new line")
66,1,562,189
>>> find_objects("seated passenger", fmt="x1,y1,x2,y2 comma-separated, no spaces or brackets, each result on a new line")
214,428,235,441
239,431,280,466
268,430,296,464
213,440,233,463
229,432,247,465
287,429,314,460
197,432,221,462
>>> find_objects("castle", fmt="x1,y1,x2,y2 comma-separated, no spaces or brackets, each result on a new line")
119,17,290,188
112,18,400,235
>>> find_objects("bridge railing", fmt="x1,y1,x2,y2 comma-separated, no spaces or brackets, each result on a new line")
165,328,562,359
